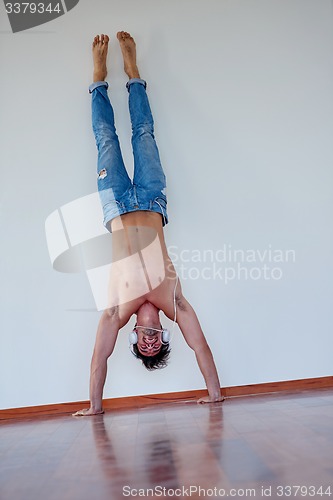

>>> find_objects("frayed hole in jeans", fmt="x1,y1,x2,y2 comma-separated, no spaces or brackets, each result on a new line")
98,168,107,180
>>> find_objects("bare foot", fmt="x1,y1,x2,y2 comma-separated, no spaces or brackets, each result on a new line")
92,34,109,82
72,408,104,417
116,31,140,80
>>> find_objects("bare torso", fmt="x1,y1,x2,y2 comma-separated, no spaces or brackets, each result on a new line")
109,211,179,327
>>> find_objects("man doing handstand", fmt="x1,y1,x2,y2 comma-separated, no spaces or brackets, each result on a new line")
74,32,224,416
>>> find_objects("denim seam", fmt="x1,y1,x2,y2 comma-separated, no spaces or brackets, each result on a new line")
126,78,147,92
89,81,109,94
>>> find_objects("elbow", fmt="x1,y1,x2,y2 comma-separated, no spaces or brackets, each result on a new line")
91,351,109,372
193,341,210,356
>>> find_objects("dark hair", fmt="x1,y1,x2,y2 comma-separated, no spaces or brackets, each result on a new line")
132,342,171,370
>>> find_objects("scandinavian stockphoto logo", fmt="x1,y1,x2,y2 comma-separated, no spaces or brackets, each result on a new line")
4,0,79,33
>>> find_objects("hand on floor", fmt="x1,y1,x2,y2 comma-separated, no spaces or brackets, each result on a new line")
72,408,105,417
197,396,225,404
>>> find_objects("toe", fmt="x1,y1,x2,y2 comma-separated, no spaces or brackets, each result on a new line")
104,34,109,43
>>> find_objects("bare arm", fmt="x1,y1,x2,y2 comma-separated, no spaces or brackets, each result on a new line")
73,307,120,416
175,293,224,404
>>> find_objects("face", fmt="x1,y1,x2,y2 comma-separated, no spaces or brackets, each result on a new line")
135,301,162,357
135,327,163,356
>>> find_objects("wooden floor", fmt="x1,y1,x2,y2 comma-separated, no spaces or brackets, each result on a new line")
1,389,332,500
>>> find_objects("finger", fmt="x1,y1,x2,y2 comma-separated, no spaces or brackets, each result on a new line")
72,409,88,417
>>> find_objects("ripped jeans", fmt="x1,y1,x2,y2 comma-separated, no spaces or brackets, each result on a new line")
89,78,168,232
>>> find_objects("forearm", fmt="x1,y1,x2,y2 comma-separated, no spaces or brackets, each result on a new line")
89,355,108,411
195,344,222,400
88,308,120,412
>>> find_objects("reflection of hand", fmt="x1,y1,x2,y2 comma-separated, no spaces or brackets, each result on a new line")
72,408,105,417
197,396,225,404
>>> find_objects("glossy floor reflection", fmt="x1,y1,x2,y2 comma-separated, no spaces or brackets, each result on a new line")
1,389,332,500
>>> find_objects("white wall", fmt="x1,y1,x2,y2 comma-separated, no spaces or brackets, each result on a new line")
1,0,332,409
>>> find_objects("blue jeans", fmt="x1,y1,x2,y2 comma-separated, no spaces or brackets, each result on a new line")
89,78,168,232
